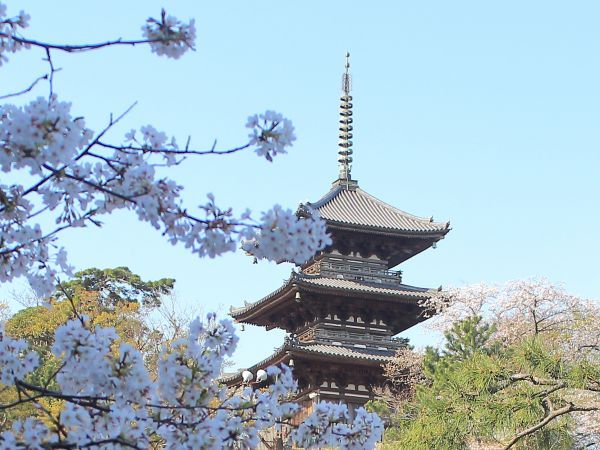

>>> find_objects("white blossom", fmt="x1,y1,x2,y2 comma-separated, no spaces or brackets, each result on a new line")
0,4,381,448
0,323,39,385
141,9,196,59
0,2,30,66
0,314,382,449
242,205,331,264
246,110,296,161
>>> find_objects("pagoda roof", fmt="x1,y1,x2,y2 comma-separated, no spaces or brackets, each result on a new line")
229,271,435,321
221,339,395,385
304,181,450,237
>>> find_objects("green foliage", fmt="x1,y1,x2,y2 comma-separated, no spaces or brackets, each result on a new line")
423,315,498,383
1,267,174,429
58,266,174,307
381,317,597,450
6,302,72,352
443,315,498,360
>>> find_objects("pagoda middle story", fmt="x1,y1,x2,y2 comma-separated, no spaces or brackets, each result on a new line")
224,54,450,414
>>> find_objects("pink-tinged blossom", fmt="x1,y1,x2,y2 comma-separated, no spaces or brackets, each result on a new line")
423,278,599,355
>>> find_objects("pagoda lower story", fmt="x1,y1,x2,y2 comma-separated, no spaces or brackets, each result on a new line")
225,250,444,411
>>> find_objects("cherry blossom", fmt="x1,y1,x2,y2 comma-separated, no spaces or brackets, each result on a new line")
0,2,379,448
246,110,296,161
0,314,383,449
141,9,196,59
0,3,29,66
422,278,599,354
242,205,332,264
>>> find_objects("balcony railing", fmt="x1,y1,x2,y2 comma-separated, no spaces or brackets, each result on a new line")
305,259,402,285
300,328,406,349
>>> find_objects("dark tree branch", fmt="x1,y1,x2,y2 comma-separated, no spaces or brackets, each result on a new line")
0,74,48,100
502,403,600,450
96,140,252,156
43,47,61,102
4,34,159,53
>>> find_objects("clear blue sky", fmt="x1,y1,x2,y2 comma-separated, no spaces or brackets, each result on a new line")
2,1,599,369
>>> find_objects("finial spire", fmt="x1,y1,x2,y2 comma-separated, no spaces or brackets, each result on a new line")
338,52,353,181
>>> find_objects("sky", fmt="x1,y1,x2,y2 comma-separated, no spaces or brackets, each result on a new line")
2,1,600,370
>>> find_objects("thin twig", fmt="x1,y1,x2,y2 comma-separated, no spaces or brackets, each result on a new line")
0,74,48,100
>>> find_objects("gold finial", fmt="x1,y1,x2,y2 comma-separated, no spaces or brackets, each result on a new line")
338,52,353,181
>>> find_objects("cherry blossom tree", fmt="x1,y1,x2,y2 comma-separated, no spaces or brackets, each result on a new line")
421,278,600,357
0,3,383,448
0,3,329,297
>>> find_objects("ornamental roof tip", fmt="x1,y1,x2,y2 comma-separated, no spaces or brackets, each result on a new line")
229,270,297,317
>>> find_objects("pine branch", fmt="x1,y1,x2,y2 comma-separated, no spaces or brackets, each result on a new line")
502,403,599,450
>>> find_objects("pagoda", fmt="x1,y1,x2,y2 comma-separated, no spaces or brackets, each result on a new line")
225,54,450,415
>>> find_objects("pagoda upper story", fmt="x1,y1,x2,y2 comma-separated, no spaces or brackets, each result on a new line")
230,178,449,351
299,179,449,268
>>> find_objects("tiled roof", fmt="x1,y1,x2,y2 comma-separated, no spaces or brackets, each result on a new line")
300,276,434,299
229,272,435,318
305,184,449,235
289,341,396,362
220,340,395,384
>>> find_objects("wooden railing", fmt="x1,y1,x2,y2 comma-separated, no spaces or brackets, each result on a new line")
306,260,402,285
304,328,406,348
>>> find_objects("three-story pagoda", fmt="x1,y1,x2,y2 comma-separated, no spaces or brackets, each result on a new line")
225,54,450,414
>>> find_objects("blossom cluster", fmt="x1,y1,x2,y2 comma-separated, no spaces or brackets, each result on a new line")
242,205,332,264
246,110,296,161
293,403,384,449
0,314,383,449
0,96,93,175
0,323,39,386
1,95,328,296
422,278,600,355
141,9,196,59
0,3,29,66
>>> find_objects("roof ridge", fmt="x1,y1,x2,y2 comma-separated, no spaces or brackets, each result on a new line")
306,185,344,209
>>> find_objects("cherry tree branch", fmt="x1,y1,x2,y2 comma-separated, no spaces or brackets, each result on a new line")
0,73,48,100
4,34,159,53
97,140,252,156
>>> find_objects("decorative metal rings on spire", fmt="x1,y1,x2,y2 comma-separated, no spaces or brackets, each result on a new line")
338,52,353,181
